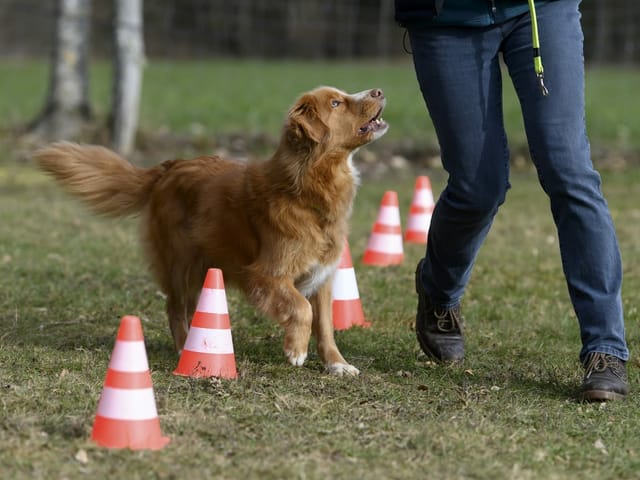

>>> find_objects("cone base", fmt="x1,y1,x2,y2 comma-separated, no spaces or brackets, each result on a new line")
91,416,170,450
362,250,404,266
333,300,370,330
173,351,238,379
404,230,428,244
332,299,371,330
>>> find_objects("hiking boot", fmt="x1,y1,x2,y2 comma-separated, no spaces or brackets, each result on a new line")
415,259,464,363
581,352,628,401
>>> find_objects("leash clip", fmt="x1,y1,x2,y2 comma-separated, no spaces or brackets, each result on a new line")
537,72,549,96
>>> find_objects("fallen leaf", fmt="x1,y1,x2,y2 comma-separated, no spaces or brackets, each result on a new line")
594,438,608,455
75,449,89,464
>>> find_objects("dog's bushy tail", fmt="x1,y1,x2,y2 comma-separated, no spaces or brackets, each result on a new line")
34,142,164,217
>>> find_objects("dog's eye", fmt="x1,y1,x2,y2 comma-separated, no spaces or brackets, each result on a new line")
331,99,342,108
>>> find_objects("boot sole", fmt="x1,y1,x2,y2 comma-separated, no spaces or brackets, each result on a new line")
580,389,627,402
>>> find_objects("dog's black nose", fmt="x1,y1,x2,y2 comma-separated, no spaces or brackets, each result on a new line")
370,88,384,98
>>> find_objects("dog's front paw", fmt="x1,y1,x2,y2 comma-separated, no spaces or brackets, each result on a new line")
326,362,360,376
285,350,308,367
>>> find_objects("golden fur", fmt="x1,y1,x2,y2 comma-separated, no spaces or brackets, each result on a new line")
34,86,388,375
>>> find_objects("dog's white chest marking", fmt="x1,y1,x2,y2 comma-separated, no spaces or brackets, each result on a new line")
347,152,360,186
297,261,339,298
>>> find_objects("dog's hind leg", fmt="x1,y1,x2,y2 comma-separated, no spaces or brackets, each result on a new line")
166,293,190,353
165,263,203,353
310,281,360,376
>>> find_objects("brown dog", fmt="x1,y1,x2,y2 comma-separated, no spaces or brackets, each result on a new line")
34,86,388,375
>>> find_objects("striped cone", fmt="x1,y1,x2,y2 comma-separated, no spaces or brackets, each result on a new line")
91,315,170,450
332,240,370,330
404,176,435,244
173,268,237,379
362,190,404,266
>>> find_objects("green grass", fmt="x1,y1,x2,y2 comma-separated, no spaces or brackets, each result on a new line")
1,59,639,478
1,160,639,479
1,59,640,152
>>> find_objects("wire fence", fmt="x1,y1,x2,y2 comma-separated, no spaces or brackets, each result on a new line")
1,0,638,63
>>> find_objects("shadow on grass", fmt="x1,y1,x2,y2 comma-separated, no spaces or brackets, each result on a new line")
333,325,580,401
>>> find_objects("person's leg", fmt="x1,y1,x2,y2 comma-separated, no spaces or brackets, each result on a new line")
502,1,628,363
407,24,510,361
408,25,511,308
502,0,628,399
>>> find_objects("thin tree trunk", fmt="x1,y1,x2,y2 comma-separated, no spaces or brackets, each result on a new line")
111,0,144,155
593,1,609,64
236,0,252,56
29,0,92,140
378,0,394,58
622,0,637,64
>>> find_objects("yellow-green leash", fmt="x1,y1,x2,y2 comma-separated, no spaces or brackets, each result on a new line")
528,0,549,96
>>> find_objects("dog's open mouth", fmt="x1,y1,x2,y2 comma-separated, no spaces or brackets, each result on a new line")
359,108,387,135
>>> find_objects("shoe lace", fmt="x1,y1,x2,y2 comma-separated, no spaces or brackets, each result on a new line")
584,352,626,380
434,306,462,333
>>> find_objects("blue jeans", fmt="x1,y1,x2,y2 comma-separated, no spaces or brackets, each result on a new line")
408,0,628,362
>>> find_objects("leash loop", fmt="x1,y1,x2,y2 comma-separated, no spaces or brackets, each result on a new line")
528,0,549,96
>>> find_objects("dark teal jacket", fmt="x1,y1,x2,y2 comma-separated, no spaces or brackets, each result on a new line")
394,0,544,27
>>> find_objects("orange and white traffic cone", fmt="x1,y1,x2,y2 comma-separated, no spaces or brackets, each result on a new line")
91,315,170,450
404,176,435,244
332,240,370,330
173,268,238,379
362,190,404,266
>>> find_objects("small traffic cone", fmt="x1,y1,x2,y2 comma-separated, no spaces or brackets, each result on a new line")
332,240,370,330
173,268,237,379
362,190,404,266
91,315,170,450
404,176,435,244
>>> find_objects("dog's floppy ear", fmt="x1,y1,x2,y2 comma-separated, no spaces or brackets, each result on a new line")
287,94,329,145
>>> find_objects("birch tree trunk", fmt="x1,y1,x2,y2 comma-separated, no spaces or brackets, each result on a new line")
111,0,144,155
29,0,92,140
